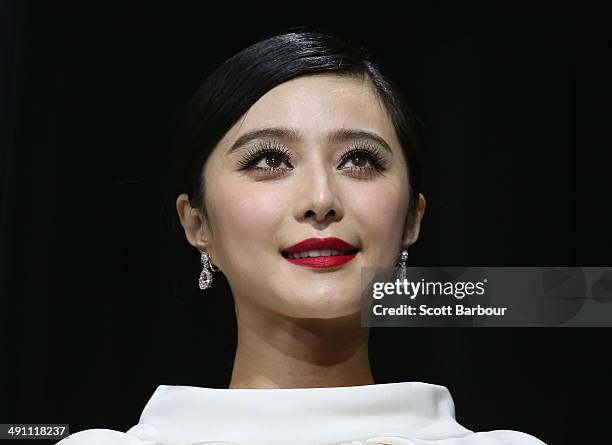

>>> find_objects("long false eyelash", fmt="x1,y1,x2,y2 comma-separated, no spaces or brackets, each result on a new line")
236,140,388,174
339,142,389,172
236,140,293,170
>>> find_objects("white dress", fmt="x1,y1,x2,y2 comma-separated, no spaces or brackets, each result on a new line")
55,381,546,445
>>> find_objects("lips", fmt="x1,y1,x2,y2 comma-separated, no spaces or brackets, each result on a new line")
281,237,359,268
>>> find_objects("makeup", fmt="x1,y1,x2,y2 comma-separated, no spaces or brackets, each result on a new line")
281,237,359,268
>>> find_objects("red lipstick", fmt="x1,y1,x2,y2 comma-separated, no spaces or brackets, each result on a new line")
281,237,359,268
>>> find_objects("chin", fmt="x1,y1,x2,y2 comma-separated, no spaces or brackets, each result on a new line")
282,293,363,320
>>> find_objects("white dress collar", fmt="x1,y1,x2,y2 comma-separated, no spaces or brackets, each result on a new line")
126,381,473,445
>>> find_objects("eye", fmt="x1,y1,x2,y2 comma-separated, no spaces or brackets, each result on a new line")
251,152,291,170
338,144,388,177
237,141,294,176
340,152,375,169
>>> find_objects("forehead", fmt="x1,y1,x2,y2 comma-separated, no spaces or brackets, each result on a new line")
235,74,394,136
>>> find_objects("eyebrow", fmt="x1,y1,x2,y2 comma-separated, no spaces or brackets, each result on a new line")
227,127,393,154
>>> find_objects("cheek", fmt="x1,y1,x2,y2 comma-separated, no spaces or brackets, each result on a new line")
346,179,408,255
208,180,286,256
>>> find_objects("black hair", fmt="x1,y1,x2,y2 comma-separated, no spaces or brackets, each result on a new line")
170,28,423,236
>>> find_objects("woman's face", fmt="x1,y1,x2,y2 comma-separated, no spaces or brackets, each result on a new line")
179,74,424,319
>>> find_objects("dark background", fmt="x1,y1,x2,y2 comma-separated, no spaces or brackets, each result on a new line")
1,1,610,444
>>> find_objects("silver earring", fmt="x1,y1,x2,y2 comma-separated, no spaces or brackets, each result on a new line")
199,251,218,290
396,249,409,282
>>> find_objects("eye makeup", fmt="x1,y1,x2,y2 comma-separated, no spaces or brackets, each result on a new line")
235,139,390,179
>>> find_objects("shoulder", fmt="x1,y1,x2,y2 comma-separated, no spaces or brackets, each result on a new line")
54,428,154,445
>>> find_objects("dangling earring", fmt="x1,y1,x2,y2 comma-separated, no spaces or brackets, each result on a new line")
396,249,409,282
199,251,219,290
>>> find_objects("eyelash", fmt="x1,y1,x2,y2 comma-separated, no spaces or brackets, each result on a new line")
237,140,294,175
236,140,388,178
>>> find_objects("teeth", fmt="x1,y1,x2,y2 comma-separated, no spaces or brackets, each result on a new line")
286,249,345,259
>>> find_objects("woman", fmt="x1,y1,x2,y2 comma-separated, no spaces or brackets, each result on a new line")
57,30,545,445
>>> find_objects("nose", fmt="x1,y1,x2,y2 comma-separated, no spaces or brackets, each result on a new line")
295,163,343,226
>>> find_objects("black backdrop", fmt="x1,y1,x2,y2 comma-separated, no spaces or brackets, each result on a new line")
1,2,610,444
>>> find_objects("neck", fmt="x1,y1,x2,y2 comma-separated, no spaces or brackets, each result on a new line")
228,301,374,389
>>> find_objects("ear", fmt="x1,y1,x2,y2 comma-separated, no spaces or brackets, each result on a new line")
402,193,426,249
175,193,212,253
